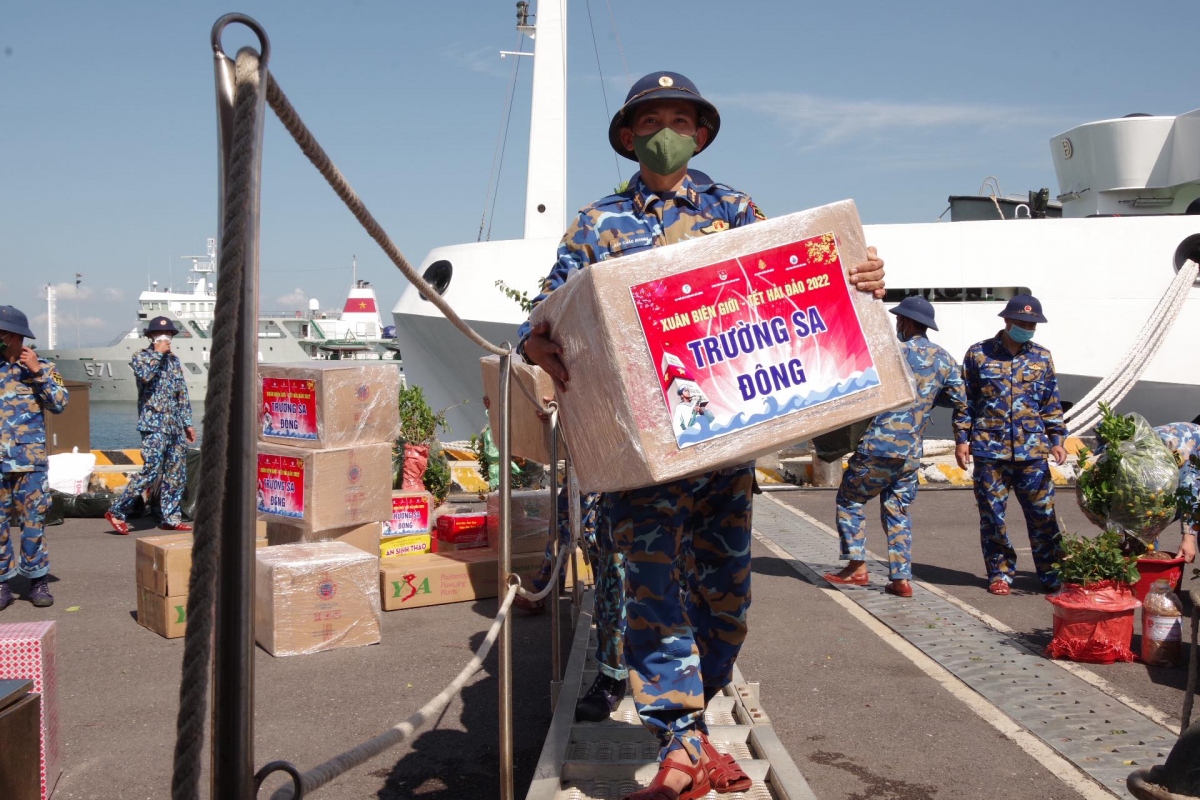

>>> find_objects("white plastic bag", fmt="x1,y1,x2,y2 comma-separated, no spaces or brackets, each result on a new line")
47,447,96,495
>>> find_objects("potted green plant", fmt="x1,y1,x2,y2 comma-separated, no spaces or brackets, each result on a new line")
394,384,452,505
1044,530,1142,664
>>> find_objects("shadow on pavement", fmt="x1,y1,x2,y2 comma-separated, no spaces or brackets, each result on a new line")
751,554,816,583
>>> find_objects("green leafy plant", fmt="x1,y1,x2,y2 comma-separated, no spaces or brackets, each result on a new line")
495,279,536,314
1076,403,1176,532
468,429,543,491
422,442,452,503
394,384,454,503
1052,530,1141,587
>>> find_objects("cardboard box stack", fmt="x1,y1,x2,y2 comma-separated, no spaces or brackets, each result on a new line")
255,542,382,656
0,621,61,800
135,526,268,639
259,362,401,449
527,200,917,493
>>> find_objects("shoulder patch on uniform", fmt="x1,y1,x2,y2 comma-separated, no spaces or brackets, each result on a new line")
52,371,64,386
750,202,767,221
1174,450,1185,468
700,219,730,235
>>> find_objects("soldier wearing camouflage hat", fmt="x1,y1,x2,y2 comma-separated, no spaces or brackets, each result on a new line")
825,296,968,599
0,305,68,610
518,70,888,799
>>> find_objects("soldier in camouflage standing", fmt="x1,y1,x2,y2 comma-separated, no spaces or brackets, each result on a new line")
521,71,886,799
955,295,1068,595
105,316,196,534
824,297,967,598
0,305,68,610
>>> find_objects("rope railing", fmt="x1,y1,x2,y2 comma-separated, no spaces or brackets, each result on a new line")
1066,259,1197,436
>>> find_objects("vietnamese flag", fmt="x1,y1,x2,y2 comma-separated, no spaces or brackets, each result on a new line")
344,297,377,313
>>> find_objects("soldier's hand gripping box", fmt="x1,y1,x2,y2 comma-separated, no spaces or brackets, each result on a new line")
258,362,401,449
255,542,382,657
528,200,916,493
256,442,393,533
479,356,560,463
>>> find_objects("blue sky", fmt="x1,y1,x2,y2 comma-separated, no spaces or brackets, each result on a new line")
1,0,1195,346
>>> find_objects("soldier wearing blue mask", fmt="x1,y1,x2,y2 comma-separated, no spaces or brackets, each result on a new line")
519,70,887,800
955,294,1068,595
825,296,968,598
0,305,68,610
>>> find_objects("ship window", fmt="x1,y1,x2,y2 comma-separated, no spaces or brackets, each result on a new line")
883,286,1032,303
184,362,202,374
419,260,453,300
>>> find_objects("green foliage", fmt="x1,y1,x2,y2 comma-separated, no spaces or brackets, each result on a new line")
422,443,452,503
1053,530,1141,587
397,384,448,445
495,280,535,314
1176,453,1200,523
1077,403,1176,532
468,429,542,491
615,178,630,193
469,432,493,486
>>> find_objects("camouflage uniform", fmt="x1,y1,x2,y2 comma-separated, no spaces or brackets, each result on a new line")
519,172,762,762
1154,422,1200,526
530,489,628,680
0,357,68,581
957,331,1067,587
109,348,193,525
836,335,966,580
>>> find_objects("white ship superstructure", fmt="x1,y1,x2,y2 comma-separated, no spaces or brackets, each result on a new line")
392,1,1200,439
44,241,400,401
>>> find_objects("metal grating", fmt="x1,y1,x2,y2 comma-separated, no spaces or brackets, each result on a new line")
752,496,1179,799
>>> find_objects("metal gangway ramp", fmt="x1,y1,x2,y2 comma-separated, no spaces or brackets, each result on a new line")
526,590,818,800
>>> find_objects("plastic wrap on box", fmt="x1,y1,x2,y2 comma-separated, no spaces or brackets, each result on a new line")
136,532,266,597
384,491,434,537
437,512,488,544
256,442,393,532
380,533,434,558
258,361,401,449
529,200,917,493
266,521,383,555
0,621,61,799
487,489,554,554
255,542,382,657
479,356,559,463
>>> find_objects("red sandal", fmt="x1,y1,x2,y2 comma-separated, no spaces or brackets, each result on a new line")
700,732,752,794
988,578,1011,596
621,756,712,800
823,571,869,586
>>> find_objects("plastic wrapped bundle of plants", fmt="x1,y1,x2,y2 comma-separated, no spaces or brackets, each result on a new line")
1075,403,1179,544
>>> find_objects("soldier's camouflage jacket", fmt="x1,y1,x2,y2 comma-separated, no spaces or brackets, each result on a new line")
1155,422,1200,521
131,349,192,434
1,357,68,473
858,335,967,461
517,172,763,354
955,331,1066,462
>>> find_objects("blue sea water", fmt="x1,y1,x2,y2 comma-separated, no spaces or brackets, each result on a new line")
89,401,205,449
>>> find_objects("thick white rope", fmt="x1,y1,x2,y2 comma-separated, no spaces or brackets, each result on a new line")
268,584,520,799
1066,260,1195,421
1066,260,1197,435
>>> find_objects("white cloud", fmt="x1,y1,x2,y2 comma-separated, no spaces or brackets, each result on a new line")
714,91,1067,151
276,288,308,307
34,312,106,330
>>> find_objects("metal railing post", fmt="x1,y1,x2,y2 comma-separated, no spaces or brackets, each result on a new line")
498,349,514,800
211,15,268,799
567,458,582,616
548,409,562,710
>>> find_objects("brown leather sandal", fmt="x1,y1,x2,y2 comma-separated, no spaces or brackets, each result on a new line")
620,756,712,800
700,732,753,794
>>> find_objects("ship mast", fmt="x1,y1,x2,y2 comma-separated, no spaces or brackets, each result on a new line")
520,0,567,240
45,284,56,349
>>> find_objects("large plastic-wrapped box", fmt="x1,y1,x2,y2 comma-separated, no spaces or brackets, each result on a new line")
258,362,401,449
528,200,916,492
487,489,554,554
255,542,382,657
479,356,559,463
0,622,61,799
256,442,392,532
265,521,382,556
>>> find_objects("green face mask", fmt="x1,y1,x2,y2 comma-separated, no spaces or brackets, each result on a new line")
633,128,697,177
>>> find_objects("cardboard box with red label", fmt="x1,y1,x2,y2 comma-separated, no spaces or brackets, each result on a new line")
527,200,916,492
256,442,392,533
436,512,489,551
384,491,433,537
255,542,382,657
258,362,401,449
0,621,61,800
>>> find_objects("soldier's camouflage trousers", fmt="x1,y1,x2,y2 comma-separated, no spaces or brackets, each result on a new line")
110,429,188,525
531,490,627,679
836,452,919,580
606,466,753,764
973,458,1063,587
0,470,51,581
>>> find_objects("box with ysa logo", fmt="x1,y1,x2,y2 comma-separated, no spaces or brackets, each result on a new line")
255,542,382,656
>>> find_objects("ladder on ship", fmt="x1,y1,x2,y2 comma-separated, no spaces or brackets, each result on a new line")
526,590,818,800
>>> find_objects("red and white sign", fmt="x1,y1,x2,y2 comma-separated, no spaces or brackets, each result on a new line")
437,513,488,545
257,453,306,519
385,493,433,537
629,232,879,448
261,377,319,441
0,622,61,800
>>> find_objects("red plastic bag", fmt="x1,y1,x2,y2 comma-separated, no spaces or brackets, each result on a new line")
402,443,429,492
1044,580,1141,664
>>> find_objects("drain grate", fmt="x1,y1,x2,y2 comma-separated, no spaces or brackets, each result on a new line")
752,496,1177,799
